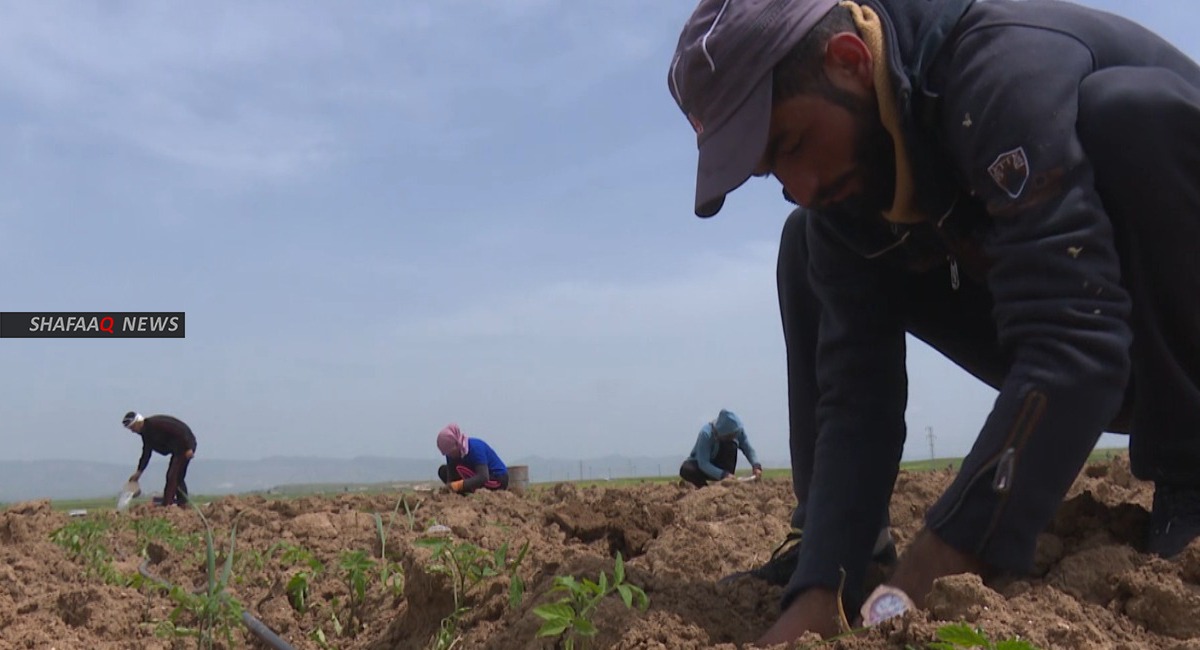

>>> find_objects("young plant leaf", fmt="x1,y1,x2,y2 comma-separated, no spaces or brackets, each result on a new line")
936,623,989,647
533,603,575,621
536,618,572,638
573,618,598,637
617,584,633,608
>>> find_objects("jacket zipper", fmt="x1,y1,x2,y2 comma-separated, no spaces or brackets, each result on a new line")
928,390,1049,539
948,256,960,291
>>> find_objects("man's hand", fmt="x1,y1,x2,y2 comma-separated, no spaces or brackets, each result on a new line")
720,473,736,483
184,449,195,460
752,466,763,480
885,528,985,608
128,471,142,482
757,587,842,645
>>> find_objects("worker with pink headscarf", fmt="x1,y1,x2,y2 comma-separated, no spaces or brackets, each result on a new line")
436,423,509,494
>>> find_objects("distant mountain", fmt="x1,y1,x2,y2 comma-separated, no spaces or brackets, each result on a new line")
0,454,790,502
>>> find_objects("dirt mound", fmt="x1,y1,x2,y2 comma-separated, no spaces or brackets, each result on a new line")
2,453,1197,649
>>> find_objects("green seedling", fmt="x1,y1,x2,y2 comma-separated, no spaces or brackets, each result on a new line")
161,504,244,649
326,597,346,637
415,535,531,649
50,516,128,585
311,626,338,650
338,550,374,636
403,495,418,532
431,610,467,650
234,547,268,575
924,623,1043,650
414,537,530,610
287,572,314,614
274,543,324,614
372,512,406,599
533,552,649,650
375,494,419,552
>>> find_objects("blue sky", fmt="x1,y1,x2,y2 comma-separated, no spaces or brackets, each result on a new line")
0,1,1191,469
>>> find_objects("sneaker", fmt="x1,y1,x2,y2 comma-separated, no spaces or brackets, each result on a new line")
719,529,897,586
1148,483,1200,557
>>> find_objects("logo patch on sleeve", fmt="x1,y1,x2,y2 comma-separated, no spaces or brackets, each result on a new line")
987,146,1030,199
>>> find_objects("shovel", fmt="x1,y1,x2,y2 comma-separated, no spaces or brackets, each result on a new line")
116,479,142,512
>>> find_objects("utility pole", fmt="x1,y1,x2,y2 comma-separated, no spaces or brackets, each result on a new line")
926,426,936,461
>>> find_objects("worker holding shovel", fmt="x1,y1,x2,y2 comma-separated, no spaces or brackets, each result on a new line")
123,411,196,507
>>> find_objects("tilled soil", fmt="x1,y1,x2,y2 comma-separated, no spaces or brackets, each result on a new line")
3,453,1198,650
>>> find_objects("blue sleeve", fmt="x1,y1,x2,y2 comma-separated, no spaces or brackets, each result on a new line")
484,440,507,476
736,431,761,468
692,427,726,480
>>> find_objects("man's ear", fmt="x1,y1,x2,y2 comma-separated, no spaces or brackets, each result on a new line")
823,32,874,92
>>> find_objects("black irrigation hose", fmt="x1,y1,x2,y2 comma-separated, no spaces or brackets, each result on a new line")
138,559,296,650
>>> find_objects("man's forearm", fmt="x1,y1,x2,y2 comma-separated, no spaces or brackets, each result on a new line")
786,410,905,610
926,377,1122,573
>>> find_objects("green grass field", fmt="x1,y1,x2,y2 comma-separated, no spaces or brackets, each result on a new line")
4,447,1128,513
517,446,1125,490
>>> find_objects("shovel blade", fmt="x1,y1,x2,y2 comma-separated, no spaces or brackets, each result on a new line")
116,480,142,512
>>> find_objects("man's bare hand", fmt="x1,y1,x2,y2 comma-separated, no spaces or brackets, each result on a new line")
886,528,985,608
757,587,841,645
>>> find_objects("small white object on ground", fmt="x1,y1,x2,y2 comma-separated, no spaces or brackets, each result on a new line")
424,524,452,536
68,509,88,517
860,584,915,626
737,475,759,482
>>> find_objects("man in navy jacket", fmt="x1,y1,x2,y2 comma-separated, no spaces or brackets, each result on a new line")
668,0,1200,643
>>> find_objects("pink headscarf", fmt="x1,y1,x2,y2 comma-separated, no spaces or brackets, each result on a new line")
437,423,469,458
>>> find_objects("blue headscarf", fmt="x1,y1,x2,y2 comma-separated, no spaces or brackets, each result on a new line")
713,409,743,438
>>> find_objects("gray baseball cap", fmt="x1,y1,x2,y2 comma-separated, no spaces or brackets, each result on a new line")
668,0,839,217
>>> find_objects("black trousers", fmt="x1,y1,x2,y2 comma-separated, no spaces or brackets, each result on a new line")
679,439,739,488
163,453,191,506
777,67,1200,533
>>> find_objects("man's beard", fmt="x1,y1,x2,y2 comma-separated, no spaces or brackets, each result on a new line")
824,97,896,216
783,94,896,216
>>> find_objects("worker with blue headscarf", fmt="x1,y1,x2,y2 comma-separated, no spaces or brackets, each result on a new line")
680,409,763,487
